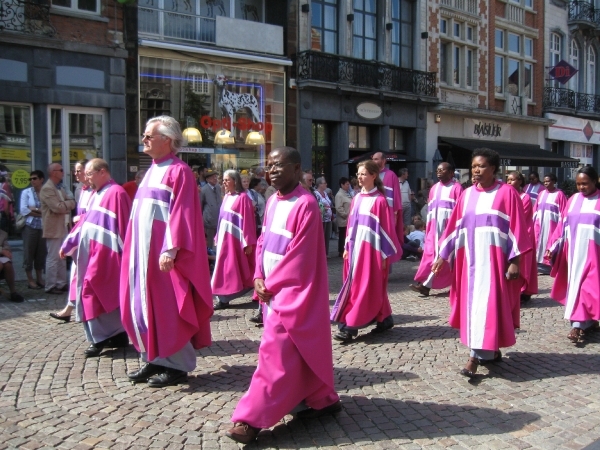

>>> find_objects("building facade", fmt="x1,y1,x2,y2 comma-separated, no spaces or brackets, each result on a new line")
124,0,290,177
289,0,437,188
0,0,128,209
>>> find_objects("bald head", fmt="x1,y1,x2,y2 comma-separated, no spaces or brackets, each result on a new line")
372,152,386,170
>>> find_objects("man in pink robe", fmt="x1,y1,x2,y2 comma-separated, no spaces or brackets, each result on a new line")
372,151,403,247
226,147,340,445
60,159,131,358
121,116,213,388
524,171,545,207
410,162,463,296
533,173,566,274
517,191,538,303
212,179,256,309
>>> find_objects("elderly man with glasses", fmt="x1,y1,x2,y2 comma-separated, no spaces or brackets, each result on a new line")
40,163,76,294
121,116,213,388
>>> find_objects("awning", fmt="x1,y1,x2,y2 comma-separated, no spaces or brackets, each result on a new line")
439,138,580,168
335,151,427,165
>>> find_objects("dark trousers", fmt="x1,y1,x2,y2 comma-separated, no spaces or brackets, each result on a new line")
337,226,346,256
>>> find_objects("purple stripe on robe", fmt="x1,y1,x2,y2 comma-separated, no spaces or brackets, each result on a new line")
348,211,396,258
218,209,243,231
85,209,119,235
136,186,171,204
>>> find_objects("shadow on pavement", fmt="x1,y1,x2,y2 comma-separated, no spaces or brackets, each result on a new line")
249,395,541,448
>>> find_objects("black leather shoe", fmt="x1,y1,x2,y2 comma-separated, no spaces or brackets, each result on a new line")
127,363,163,383
333,331,353,342
49,312,71,322
147,368,188,388
213,301,229,310
84,343,104,358
105,332,129,348
249,311,263,324
296,400,342,419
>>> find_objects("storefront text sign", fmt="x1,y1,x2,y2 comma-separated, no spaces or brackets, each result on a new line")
356,103,382,120
200,116,272,133
463,119,511,141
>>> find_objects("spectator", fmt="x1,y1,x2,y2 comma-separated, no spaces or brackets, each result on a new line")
0,229,24,302
334,177,352,258
315,177,333,257
398,168,412,226
122,169,146,201
201,169,222,249
19,170,46,290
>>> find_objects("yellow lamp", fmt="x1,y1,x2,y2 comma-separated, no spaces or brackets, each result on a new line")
245,131,265,145
214,129,235,145
183,127,202,144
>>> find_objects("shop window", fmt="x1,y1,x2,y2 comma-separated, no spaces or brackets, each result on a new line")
312,122,330,177
348,125,370,149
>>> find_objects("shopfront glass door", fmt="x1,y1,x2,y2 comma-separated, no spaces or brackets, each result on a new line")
50,108,106,193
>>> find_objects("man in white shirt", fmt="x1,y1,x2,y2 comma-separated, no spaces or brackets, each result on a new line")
398,168,412,226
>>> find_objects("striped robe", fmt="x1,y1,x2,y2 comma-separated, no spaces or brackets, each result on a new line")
120,153,213,361
519,192,538,297
549,190,600,323
231,184,338,428
438,181,531,350
68,186,94,304
331,188,399,327
533,189,567,265
61,180,131,322
211,191,256,296
524,182,545,207
414,179,463,289
379,168,404,253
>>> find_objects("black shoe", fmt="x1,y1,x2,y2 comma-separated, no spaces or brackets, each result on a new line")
213,301,229,310
520,294,531,304
9,292,24,303
46,288,64,295
49,312,71,322
127,363,163,383
84,343,104,358
371,322,394,334
147,368,188,388
409,283,430,297
333,331,353,342
105,332,129,348
249,311,263,324
296,400,342,419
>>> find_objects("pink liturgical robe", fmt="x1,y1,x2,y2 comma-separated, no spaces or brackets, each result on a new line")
61,180,131,321
549,190,600,323
211,191,256,296
379,168,403,258
231,184,338,428
331,188,399,327
519,192,538,297
533,189,567,265
414,179,463,289
438,181,531,350
120,153,213,361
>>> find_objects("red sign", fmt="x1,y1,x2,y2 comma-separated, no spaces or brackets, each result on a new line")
549,60,578,84
199,116,272,133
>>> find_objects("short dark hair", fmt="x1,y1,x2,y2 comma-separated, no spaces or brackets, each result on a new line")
530,171,540,179
338,177,349,187
30,170,44,180
273,146,301,165
577,165,600,187
249,177,261,190
544,173,557,183
472,148,500,174
442,161,455,172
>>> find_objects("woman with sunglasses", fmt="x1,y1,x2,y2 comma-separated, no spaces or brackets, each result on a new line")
19,170,47,290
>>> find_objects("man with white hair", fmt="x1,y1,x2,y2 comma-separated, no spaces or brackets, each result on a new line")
121,115,213,388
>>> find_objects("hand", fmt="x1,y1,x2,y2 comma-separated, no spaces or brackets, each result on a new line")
343,250,348,260
382,258,387,271
59,249,66,259
506,262,520,281
244,246,252,256
159,254,175,272
254,278,273,302
2,250,12,259
545,249,552,261
431,257,444,274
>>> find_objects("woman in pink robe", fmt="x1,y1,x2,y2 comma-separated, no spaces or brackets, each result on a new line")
506,171,538,305
547,166,600,343
212,170,256,309
433,149,531,378
331,160,400,342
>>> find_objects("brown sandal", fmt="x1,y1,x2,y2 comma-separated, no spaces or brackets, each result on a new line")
568,327,585,343
460,357,479,378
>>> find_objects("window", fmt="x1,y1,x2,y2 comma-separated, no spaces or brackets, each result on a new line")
495,30,504,49
391,0,413,68
495,55,504,93
496,28,535,98
587,47,596,95
389,128,405,152
235,0,262,22
353,0,377,60
52,0,99,14
312,0,338,53
440,19,477,89
348,125,370,149
466,49,473,87
441,19,447,34
188,65,210,95
550,33,561,88
569,39,579,92
467,26,473,42
453,47,460,85
454,23,460,38
440,42,448,83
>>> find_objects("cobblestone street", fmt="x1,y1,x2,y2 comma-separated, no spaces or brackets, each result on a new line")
0,255,599,449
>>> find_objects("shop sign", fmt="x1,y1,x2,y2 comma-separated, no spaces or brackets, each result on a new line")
463,119,511,141
179,147,215,154
11,169,31,189
199,116,272,133
356,103,382,120
5,136,28,145
548,60,578,85
547,113,600,144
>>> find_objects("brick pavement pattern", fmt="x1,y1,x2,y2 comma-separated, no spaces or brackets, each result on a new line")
0,257,599,449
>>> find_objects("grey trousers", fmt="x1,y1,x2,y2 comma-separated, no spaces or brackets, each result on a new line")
142,342,196,372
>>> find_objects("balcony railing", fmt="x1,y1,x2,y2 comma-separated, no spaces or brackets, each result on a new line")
139,5,215,44
543,86,600,114
0,0,56,36
569,0,596,23
296,51,437,98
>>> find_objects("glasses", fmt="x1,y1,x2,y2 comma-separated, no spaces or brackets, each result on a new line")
85,170,98,177
264,162,292,172
141,134,163,140
29,177,38,181
75,169,83,173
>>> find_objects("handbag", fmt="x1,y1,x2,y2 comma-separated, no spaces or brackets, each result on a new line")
15,213,26,231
